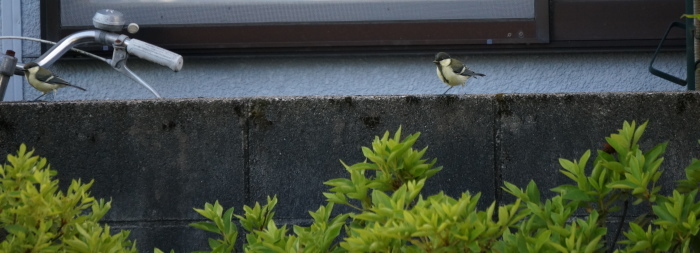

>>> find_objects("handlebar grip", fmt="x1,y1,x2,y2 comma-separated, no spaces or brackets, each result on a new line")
126,39,183,72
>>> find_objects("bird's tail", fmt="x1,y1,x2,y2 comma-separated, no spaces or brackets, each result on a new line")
469,72,486,78
65,83,86,91
461,68,486,78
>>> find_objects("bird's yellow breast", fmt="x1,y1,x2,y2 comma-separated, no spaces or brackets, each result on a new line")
25,67,62,93
436,60,468,87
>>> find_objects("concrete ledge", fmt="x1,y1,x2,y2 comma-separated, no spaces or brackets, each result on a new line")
0,92,698,251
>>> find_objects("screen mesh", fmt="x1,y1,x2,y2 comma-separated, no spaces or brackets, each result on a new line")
61,0,534,26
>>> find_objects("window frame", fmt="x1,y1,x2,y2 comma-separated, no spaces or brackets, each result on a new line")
41,0,684,55
42,0,548,54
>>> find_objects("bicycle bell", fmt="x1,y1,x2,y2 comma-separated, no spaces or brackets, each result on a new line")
93,9,139,34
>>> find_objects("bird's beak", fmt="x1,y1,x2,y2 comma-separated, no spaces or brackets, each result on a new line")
432,60,439,63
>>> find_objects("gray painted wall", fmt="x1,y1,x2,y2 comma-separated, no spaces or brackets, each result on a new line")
4,0,688,101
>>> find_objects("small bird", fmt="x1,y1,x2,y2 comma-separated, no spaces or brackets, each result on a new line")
22,62,86,101
433,52,485,94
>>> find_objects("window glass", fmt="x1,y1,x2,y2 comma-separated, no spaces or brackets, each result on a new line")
61,0,535,25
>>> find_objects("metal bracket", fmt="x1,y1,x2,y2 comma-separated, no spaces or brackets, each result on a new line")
649,21,687,86
0,50,17,101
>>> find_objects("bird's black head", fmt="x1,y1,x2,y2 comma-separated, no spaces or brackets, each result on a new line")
22,62,39,71
433,52,451,63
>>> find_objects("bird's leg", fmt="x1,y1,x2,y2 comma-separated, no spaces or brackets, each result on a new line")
33,93,47,101
443,86,454,95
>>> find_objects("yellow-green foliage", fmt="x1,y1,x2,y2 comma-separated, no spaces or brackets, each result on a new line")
0,144,136,253
186,122,700,252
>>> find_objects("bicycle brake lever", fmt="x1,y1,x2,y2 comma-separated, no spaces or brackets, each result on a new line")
108,43,162,98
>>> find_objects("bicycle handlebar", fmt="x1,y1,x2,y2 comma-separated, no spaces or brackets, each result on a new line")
125,38,183,72
32,30,182,72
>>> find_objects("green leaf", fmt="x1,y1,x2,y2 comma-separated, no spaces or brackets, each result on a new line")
503,181,526,199
601,161,625,174
682,14,700,19
191,221,220,234
684,159,700,182
208,238,222,250
194,207,216,221
526,180,541,204
584,235,603,253
608,180,637,190
4,224,29,235
607,135,627,156
632,120,647,147
559,159,578,174
630,241,651,251
561,187,596,202
361,147,376,160
653,205,676,223
323,192,348,205
64,239,91,253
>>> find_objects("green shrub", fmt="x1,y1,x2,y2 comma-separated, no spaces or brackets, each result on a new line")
186,121,700,253
0,144,136,253
6,120,697,252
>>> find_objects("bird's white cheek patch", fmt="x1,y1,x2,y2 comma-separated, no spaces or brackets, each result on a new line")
440,59,451,67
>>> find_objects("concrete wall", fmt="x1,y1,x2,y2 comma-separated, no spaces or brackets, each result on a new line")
1,1,688,102
0,92,699,251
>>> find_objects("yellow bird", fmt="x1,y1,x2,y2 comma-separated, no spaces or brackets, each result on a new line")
23,62,86,101
433,52,485,94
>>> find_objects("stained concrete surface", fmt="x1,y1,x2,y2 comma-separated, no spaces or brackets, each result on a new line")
0,92,698,251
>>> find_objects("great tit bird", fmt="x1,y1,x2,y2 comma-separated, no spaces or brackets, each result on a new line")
23,62,86,101
433,52,485,94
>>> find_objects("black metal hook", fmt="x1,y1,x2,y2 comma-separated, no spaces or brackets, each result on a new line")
649,21,687,86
